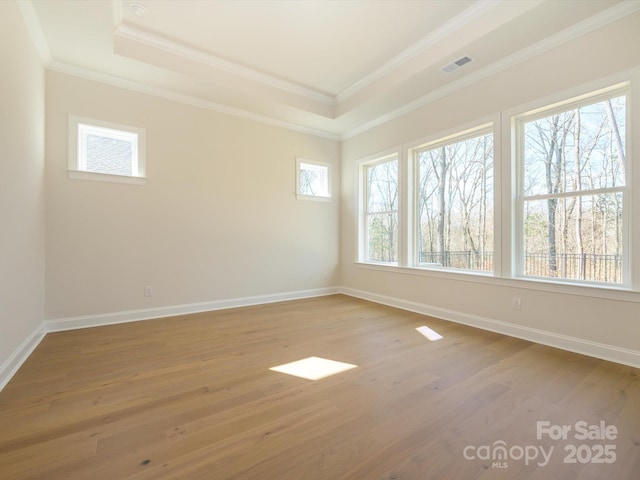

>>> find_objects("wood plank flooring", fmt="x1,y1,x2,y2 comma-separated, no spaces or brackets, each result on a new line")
0,294,638,479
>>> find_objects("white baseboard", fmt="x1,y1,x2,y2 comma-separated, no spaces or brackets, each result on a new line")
45,287,340,332
1,287,338,391
0,322,46,391
3,285,637,393
340,286,640,369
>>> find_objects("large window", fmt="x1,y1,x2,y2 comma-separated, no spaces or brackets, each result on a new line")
413,126,494,272
356,76,636,292
68,116,146,185
515,84,628,285
362,155,399,264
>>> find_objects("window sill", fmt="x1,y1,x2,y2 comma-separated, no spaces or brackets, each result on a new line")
354,262,640,303
296,193,332,202
68,170,146,185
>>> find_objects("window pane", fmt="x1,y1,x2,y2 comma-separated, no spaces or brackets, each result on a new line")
86,133,134,176
70,117,145,184
367,213,398,263
299,162,329,197
416,132,493,271
367,160,398,213
523,95,626,197
365,158,398,263
523,193,623,283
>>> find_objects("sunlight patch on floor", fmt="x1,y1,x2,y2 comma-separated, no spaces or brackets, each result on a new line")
416,325,443,341
269,356,357,380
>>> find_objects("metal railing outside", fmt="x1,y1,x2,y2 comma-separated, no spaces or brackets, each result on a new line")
418,251,622,283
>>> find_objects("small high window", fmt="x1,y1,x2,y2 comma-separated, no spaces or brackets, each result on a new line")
296,158,330,200
68,116,146,185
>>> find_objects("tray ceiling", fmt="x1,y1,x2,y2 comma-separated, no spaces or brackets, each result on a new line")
22,0,640,139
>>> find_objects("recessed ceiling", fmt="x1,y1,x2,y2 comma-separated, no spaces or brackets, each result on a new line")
22,0,640,139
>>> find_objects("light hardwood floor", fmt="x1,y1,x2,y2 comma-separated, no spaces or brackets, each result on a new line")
0,295,638,479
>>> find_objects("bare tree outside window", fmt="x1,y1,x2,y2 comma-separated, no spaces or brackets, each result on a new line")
299,168,320,196
357,84,630,288
520,93,626,283
415,130,494,271
365,158,398,263
296,159,330,199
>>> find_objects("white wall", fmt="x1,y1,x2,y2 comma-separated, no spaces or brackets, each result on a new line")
4,2,640,388
45,72,340,320
341,13,640,362
0,2,46,377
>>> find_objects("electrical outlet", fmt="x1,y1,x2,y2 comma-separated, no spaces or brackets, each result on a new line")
144,286,153,297
511,297,521,310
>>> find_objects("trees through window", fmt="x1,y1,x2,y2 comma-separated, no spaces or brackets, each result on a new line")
517,87,627,284
358,80,633,289
297,158,330,200
414,127,494,272
363,155,398,263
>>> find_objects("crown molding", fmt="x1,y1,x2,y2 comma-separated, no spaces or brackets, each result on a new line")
335,0,508,104
342,0,640,140
18,0,640,141
114,24,337,107
47,61,341,141
111,1,335,106
16,0,52,64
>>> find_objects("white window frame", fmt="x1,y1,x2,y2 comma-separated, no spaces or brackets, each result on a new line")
512,82,631,288
68,115,146,185
296,158,331,201
407,123,496,275
358,151,400,265
354,69,639,300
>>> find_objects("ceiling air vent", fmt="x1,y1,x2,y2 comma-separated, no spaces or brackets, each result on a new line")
441,55,473,74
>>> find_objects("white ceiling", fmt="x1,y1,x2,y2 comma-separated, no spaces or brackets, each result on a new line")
21,0,640,139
